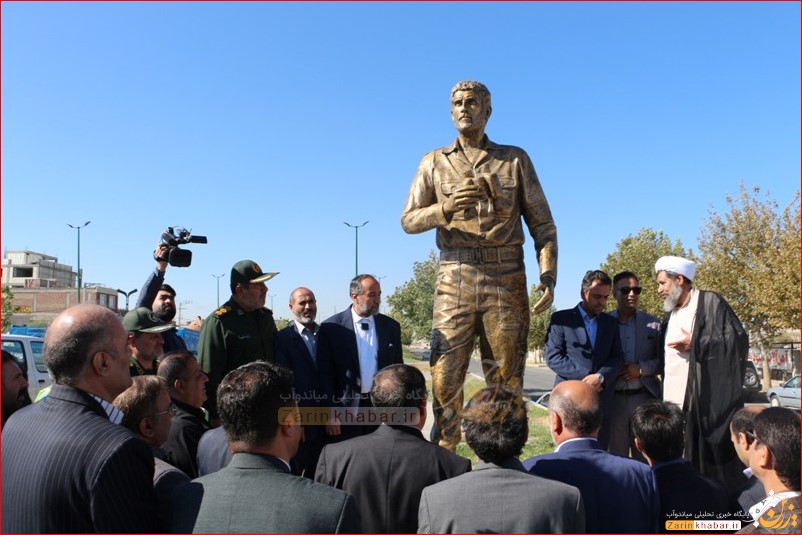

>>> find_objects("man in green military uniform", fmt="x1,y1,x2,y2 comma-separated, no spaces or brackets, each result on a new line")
198,260,278,423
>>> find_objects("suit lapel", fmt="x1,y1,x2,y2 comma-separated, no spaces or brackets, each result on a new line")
571,306,592,350
290,327,315,368
340,309,361,376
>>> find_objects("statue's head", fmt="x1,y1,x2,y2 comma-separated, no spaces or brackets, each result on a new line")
450,80,492,135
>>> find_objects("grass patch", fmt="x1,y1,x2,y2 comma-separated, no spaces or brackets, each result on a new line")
403,351,554,465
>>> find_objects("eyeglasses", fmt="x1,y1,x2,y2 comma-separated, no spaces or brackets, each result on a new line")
151,403,177,418
618,287,642,295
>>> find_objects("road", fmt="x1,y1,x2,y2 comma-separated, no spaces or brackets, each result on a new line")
408,347,555,401
409,346,768,406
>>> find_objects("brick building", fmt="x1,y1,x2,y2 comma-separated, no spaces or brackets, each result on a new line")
2,250,120,326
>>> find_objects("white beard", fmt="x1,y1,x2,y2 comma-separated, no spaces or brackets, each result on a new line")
662,284,683,313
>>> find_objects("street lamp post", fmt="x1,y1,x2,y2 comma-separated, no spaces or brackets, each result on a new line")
116,288,138,313
67,221,91,303
269,293,276,311
212,273,225,307
343,220,369,276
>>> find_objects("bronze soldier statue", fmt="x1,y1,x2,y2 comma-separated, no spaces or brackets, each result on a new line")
401,81,557,450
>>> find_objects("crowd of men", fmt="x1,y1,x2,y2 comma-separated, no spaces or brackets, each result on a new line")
1,248,799,534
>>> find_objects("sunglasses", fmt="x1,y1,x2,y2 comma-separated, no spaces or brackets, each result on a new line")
617,286,642,295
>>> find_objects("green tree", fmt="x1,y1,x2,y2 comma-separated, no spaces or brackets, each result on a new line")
528,284,554,351
387,251,439,343
697,184,800,389
2,286,13,332
274,317,292,331
600,228,693,317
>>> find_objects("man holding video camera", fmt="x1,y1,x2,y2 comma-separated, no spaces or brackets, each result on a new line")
135,243,188,353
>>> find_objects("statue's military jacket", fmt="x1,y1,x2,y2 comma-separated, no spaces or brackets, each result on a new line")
401,135,557,281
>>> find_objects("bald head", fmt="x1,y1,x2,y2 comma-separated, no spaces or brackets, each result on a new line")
43,304,131,400
549,381,602,441
288,287,317,327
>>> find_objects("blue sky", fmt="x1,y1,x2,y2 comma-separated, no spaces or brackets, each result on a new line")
2,1,799,324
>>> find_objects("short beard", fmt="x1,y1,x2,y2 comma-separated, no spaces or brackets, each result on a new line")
662,284,683,313
295,313,316,326
355,303,378,317
156,307,176,323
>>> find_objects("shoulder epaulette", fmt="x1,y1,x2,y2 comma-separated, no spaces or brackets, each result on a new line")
214,305,232,317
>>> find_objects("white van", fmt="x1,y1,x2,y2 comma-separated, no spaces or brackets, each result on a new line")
2,334,53,400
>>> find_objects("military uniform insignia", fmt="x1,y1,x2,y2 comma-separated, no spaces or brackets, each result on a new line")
214,305,232,317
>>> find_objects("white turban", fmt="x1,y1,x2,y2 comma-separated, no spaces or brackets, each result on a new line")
655,256,696,281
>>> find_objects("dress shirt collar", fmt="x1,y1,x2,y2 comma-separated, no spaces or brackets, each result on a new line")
293,319,318,336
89,393,125,425
611,308,638,325
350,307,375,329
554,436,598,452
577,303,597,322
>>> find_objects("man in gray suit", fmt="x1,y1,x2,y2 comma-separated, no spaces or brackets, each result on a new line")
169,361,361,534
608,271,661,460
316,364,470,533
418,386,585,533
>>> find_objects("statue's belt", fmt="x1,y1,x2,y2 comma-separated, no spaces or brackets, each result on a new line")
439,245,523,264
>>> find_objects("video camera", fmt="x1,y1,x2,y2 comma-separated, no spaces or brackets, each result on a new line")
159,227,207,267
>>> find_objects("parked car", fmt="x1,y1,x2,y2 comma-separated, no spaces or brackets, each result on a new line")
1,334,52,400
743,360,761,390
766,376,800,409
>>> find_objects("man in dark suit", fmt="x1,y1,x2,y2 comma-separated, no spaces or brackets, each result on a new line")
419,386,585,533
524,380,659,533
168,361,361,534
2,304,158,533
316,364,470,533
730,406,767,515
113,375,190,530
319,274,402,437
276,287,336,478
544,269,624,447
632,400,733,532
608,271,662,460
158,350,211,478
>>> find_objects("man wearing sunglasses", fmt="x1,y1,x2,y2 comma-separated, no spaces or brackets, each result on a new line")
607,271,661,461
